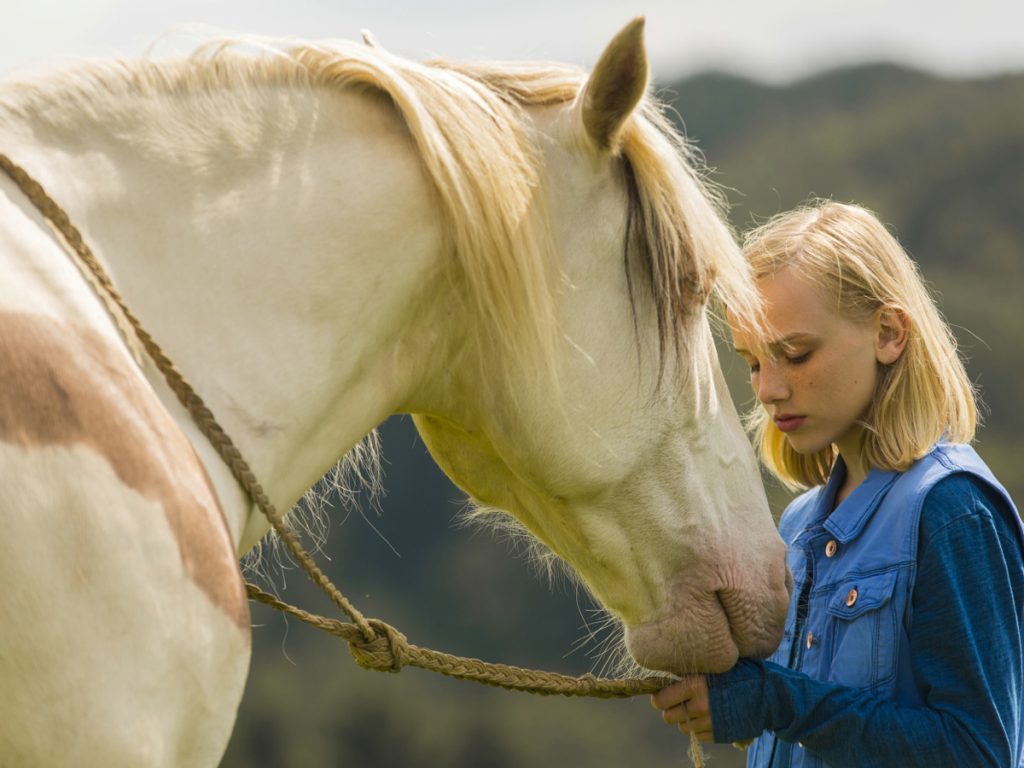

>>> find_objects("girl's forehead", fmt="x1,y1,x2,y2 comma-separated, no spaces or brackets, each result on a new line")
757,266,824,303
758,269,839,324
729,269,839,351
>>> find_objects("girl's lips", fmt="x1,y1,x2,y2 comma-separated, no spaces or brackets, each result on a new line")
774,415,806,433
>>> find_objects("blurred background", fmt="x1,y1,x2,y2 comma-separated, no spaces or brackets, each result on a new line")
4,2,1022,766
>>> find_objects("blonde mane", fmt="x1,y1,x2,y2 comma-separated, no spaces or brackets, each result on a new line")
3,35,762,387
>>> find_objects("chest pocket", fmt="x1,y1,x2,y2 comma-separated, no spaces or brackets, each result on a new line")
824,568,900,690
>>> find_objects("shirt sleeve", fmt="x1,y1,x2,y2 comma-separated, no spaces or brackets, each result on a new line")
707,473,1024,767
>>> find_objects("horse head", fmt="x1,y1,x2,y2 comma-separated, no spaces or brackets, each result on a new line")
412,19,790,675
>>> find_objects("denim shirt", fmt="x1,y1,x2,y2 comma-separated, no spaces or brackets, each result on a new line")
709,443,1024,767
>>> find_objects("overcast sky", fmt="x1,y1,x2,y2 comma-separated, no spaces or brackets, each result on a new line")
3,0,1023,84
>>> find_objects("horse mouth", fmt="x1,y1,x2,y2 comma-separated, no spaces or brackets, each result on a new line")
622,577,789,675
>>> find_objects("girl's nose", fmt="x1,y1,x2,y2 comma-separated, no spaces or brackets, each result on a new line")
756,362,788,404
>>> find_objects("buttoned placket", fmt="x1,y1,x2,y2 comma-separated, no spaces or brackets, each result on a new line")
794,523,847,677
789,532,820,671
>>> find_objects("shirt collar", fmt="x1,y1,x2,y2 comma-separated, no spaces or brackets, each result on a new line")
809,455,900,543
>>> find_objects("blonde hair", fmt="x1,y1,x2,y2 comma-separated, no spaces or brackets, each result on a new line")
742,200,977,489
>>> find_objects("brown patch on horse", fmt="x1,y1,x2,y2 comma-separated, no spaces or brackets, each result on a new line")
0,311,249,630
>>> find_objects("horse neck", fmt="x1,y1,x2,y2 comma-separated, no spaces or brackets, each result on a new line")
0,68,457,551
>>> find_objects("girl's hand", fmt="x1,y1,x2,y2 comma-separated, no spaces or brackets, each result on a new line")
651,675,714,743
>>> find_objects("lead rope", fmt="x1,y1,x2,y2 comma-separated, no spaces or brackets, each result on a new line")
0,153,705,763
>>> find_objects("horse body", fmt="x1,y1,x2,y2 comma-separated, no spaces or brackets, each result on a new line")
0,21,788,766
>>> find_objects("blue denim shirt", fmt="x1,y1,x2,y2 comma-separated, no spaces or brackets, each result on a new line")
708,443,1024,767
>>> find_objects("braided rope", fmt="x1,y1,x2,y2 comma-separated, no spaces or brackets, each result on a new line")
244,583,674,697
0,150,698,721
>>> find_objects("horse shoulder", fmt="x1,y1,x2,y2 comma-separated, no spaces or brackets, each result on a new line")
0,211,249,764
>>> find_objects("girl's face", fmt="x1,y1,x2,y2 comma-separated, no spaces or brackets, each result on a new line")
730,266,901,462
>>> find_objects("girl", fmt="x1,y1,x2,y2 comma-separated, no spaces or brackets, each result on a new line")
652,201,1024,767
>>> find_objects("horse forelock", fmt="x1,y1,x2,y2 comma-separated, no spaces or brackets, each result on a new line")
617,100,766,379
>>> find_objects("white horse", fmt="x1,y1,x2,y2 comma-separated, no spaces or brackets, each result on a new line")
0,19,788,767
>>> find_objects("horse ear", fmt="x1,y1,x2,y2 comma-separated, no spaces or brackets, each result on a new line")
577,17,649,152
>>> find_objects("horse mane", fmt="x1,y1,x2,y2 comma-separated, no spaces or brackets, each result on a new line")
401,51,765,377
3,36,763,386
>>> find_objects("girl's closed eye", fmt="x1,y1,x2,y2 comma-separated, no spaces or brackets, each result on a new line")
745,350,810,373
738,354,760,375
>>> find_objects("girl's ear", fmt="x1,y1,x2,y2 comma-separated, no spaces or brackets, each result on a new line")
876,306,910,364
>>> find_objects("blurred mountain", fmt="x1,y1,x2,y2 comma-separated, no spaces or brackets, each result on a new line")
222,64,1024,767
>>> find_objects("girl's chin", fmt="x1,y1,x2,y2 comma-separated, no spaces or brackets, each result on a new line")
783,432,832,456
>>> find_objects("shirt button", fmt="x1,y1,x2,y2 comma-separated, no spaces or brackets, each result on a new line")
806,631,814,649
845,587,859,607
825,539,838,558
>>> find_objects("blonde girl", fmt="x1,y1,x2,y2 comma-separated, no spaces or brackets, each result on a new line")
653,201,1024,768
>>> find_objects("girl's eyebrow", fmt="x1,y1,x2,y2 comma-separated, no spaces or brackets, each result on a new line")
734,333,817,357
771,332,816,347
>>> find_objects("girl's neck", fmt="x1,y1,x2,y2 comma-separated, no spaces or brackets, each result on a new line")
835,466,866,507
834,428,870,507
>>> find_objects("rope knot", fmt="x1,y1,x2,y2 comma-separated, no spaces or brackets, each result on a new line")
576,672,598,693
348,619,410,673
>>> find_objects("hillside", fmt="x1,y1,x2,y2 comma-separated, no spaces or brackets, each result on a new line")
223,65,1024,767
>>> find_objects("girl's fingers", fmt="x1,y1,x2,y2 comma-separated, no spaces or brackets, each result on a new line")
650,679,691,710
652,676,714,743
650,675,708,712
667,705,711,732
